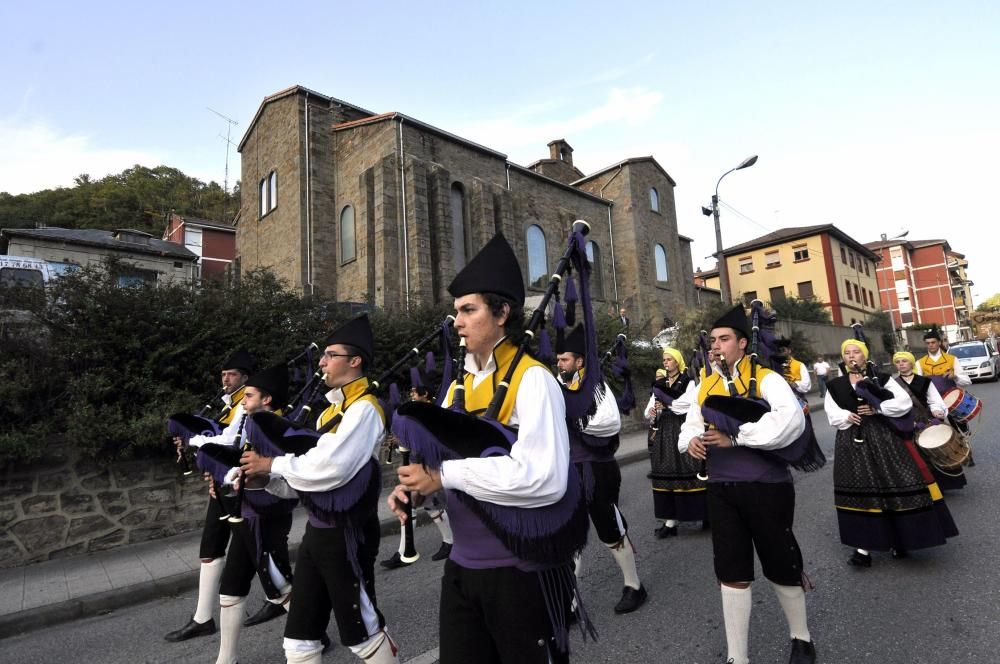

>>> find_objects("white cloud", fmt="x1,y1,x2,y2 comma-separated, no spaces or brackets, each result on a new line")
0,119,164,195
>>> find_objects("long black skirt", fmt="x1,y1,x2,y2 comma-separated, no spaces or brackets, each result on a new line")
648,410,707,522
834,416,958,552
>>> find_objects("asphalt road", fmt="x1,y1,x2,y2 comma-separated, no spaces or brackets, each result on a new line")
3,380,999,663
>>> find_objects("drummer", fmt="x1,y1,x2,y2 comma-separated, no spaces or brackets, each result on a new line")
916,326,971,392
894,351,967,491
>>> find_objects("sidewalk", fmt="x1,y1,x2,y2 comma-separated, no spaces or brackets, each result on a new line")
0,392,823,639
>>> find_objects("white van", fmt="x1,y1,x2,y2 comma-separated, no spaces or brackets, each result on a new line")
0,255,52,288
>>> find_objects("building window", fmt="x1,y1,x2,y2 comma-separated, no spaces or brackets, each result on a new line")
173,261,183,269
527,224,548,288
797,281,814,298
742,291,757,306
765,250,780,268
739,256,754,274
864,261,870,276
259,178,268,218
450,183,467,269
845,279,853,300
586,240,604,298
853,283,861,302
259,171,277,217
650,188,660,213
849,251,855,269
654,244,669,282
269,172,278,211
862,289,869,306
769,286,786,303
340,205,356,263
184,227,203,257
840,246,847,264
793,245,809,261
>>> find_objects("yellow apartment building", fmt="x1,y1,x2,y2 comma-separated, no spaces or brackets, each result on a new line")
721,224,880,326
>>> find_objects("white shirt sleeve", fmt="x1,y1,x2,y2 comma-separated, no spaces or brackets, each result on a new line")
269,400,384,492
644,394,657,420
678,396,707,454
951,359,972,387
824,386,854,430
581,382,621,438
439,366,569,508
795,363,811,394
188,405,245,449
914,362,924,376
669,380,698,416
875,377,913,417
732,373,805,451
926,382,948,419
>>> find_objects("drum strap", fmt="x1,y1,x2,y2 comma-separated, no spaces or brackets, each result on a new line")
892,376,934,427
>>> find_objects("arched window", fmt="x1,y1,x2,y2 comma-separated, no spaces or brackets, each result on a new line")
649,187,660,212
654,244,669,282
450,183,467,269
259,178,267,218
526,225,548,289
268,171,277,211
340,205,356,263
586,240,604,299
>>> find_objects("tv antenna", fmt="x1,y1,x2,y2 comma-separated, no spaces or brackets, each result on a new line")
208,107,238,222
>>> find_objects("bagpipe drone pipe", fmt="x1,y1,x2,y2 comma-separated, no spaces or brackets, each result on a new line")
166,387,228,475
701,300,826,474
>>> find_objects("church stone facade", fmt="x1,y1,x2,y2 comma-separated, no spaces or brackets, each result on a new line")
237,85,696,335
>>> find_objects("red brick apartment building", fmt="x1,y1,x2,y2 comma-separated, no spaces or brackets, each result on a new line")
162,213,236,282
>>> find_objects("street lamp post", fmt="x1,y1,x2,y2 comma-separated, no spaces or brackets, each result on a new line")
712,155,758,304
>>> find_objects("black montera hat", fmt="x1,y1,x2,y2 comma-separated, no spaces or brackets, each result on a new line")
447,233,525,305
245,364,289,406
711,304,750,338
325,314,374,363
555,324,587,356
775,337,792,349
222,348,255,374
923,324,942,341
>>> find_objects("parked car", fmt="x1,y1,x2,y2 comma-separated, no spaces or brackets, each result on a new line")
949,340,1000,382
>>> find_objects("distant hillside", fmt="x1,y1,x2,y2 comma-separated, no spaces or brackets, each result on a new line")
0,165,240,234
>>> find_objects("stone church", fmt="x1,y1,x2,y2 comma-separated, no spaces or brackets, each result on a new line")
236,85,697,335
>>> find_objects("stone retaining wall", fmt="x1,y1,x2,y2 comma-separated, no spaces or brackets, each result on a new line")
0,444,207,569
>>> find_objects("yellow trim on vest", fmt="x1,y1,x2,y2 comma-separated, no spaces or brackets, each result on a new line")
218,385,246,426
447,339,546,425
315,376,385,433
652,487,707,493
697,355,775,406
785,357,804,381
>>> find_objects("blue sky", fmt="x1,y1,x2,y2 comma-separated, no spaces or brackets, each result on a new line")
3,1,999,299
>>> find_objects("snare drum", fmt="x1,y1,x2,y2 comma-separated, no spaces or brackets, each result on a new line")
941,387,982,424
916,423,970,470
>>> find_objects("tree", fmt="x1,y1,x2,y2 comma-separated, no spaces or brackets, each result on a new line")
770,296,832,324
976,293,1000,312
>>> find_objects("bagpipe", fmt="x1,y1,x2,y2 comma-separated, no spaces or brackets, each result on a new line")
840,323,914,441
391,222,596,570
602,333,636,415
166,387,230,476
699,300,826,477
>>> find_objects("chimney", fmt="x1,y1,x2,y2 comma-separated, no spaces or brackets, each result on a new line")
547,139,574,167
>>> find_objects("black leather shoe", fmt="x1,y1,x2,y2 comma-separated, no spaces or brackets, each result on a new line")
431,542,452,561
243,601,285,627
788,637,816,663
164,616,216,642
654,524,678,539
613,584,647,614
380,552,414,570
848,550,872,567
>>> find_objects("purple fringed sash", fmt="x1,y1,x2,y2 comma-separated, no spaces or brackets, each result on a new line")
167,413,222,445
392,403,589,566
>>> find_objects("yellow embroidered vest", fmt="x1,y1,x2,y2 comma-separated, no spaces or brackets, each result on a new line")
697,355,776,405
785,357,803,382
446,339,547,425
218,385,245,425
918,352,955,377
316,376,385,432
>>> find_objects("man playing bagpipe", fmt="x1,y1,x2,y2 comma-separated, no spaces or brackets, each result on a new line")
239,314,400,664
388,232,591,664
557,323,647,615
826,337,958,568
679,304,817,664
198,363,297,664
773,338,811,397
380,381,454,570
165,348,264,642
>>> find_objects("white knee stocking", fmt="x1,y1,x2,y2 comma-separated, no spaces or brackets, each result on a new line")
720,584,752,664
216,594,245,664
194,558,224,623
771,582,811,642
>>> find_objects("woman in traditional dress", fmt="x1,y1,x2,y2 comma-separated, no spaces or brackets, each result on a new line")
643,347,705,538
893,351,967,491
826,340,958,567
